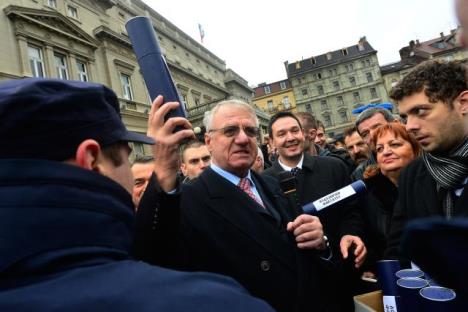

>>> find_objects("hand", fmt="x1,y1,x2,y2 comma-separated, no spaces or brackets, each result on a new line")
287,214,325,250
340,235,367,269
147,95,195,192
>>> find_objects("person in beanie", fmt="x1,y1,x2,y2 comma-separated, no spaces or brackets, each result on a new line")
0,78,273,312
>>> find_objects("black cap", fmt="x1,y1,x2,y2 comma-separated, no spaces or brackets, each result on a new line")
0,78,154,160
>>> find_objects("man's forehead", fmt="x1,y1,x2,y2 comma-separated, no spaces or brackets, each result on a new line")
184,145,209,159
273,116,300,131
131,162,154,176
345,132,361,143
213,106,255,124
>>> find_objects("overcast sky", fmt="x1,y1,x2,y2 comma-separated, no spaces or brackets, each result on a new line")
143,0,459,87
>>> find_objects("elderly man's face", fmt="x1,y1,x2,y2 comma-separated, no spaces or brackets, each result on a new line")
131,162,154,207
205,106,258,177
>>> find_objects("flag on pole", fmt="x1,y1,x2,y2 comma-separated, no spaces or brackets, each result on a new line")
198,23,205,43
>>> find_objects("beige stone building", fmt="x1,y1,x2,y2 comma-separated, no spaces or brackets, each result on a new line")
285,37,389,138
381,29,468,96
0,0,264,154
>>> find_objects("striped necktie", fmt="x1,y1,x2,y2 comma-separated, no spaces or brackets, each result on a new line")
238,178,265,208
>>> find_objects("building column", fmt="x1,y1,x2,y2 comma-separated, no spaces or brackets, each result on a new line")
68,53,78,80
44,45,55,78
17,35,30,77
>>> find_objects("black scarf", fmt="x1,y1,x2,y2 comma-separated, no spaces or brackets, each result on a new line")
422,138,468,219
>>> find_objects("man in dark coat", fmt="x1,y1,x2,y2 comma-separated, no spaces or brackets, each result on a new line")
0,78,273,312
136,99,335,312
385,60,468,261
263,111,367,311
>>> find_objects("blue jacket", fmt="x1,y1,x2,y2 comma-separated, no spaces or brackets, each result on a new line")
0,159,273,312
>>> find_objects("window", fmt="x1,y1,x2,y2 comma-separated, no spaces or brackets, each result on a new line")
366,72,373,82
317,85,324,95
28,46,45,78
353,91,361,102
76,61,88,82
336,96,344,106
340,110,348,123
264,86,271,94
280,81,287,90
54,53,68,80
317,72,322,79
346,63,354,72
301,88,308,96
349,76,356,86
305,103,312,112
67,6,78,19
370,87,378,99
324,115,332,127
47,0,57,8
333,81,340,91
120,73,134,100
283,96,290,109
320,100,328,110
366,59,371,66
267,100,274,111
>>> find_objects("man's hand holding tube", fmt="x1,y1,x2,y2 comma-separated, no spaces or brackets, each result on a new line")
147,95,195,192
340,235,367,269
287,214,327,250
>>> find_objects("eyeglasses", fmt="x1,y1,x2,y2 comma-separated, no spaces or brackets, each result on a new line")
208,125,259,138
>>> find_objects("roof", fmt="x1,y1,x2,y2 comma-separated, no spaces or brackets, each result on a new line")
253,79,290,98
286,40,377,77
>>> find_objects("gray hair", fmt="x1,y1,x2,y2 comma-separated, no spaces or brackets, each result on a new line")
355,107,395,129
203,99,259,131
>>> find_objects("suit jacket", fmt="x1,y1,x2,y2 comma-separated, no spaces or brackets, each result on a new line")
135,167,335,312
385,157,468,261
263,154,363,251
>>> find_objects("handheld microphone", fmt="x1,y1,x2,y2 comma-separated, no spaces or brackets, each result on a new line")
303,180,367,214
278,171,302,217
278,171,296,195
125,16,187,127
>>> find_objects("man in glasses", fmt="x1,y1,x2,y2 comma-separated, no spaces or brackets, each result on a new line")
179,139,211,182
136,99,335,312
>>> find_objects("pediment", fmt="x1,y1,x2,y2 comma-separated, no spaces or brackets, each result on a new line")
4,5,98,48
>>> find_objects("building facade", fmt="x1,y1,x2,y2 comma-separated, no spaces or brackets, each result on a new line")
252,79,297,115
285,37,389,138
381,29,468,95
0,0,261,154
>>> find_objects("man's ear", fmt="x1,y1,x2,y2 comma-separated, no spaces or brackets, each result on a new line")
75,139,102,172
204,133,212,151
308,128,317,140
457,90,468,115
180,163,188,176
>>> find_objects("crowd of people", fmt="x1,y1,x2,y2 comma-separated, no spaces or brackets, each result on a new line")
1,1,468,310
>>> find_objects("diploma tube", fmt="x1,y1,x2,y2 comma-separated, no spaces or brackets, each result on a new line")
125,16,187,121
302,180,367,214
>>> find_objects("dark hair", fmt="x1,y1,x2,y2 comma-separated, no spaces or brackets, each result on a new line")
131,154,154,167
343,126,358,139
268,111,302,138
390,60,467,107
179,139,206,162
316,120,325,132
364,123,421,179
295,111,318,131
101,141,129,167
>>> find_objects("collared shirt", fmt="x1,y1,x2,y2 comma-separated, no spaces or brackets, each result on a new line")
278,154,304,172
210,163,263,204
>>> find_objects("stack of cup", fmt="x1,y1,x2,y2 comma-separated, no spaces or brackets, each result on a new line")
377,262,461,311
